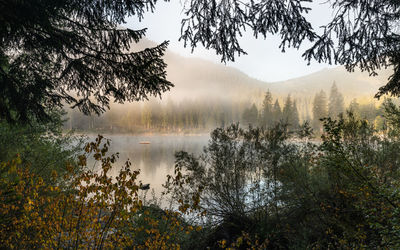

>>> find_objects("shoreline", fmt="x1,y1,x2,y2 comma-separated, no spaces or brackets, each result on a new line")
64,131,211,137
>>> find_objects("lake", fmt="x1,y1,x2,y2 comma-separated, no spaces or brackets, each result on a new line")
85,134,210,197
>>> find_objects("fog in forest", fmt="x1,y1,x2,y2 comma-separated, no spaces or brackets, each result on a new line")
7,1,400,248
64,39,394,135
63,40,397,200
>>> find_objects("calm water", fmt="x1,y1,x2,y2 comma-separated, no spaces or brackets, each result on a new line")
85,134,209,196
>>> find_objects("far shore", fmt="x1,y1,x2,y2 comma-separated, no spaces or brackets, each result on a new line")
64,130,211,137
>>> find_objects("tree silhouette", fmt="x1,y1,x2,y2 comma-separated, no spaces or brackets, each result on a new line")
261,90,273,127
292,100,300,128
272,99,282,124
180,0,400,97
348,99,361,117
282,95,299,129
312,90,328,132
328,82,345,118
0,0,172,123
242,103,259,126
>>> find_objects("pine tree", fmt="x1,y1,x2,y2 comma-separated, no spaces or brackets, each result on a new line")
141,104,152,130
261,90,273,127
312,90,328,132
359,102,378,125
292,100,300,128
272,99,282,124
328,82,345,118
304,98,312,123
348,99,360,117
0,0,172,124
282,95,293,125
282,95,299,129
242,103,258,126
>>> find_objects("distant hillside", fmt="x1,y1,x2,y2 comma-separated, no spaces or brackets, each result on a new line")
133,39,266,104
134,39,392,105
65,39,395,131
269,67,392,103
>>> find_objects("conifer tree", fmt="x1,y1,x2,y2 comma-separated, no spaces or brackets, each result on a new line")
304,98,312,123
292,100,300,128
312,90,328,132
242,103,259,126
282,95,299,129
0,0,172,123
272,99,282,124
283,95,293,124
359,102,378,125
348,99,360,117
261,90,273,127
328,82,345,118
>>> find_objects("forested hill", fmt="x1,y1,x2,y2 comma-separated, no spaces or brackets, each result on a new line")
134,39,267,103
135,38,391,103
64,39,393,133
269,67,392,102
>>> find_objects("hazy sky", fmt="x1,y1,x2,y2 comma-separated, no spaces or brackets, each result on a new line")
126,1,337,82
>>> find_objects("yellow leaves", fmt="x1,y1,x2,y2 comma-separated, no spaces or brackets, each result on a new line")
178,204,189,213
27,198,34,206
15,154,22,165
78,155,87,166
236,236,243,246
94,152,101,161
0,136,208,249
51,170,58,180
8,159,18,174
145,228,159,234
219,239,227,248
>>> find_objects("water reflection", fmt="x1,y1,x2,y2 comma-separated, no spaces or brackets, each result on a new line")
86,134,209,196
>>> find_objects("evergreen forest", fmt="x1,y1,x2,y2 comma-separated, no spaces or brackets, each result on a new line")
66,83,390,136
3,0,400,249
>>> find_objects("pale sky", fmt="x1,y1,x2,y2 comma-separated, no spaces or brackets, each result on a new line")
126,1,337,82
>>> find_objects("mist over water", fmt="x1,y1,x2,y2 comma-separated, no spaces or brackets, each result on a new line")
86,134,209,196
68,44,393,200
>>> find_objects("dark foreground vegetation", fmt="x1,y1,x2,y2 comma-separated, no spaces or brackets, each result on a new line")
2,99,400,248
3,0,400,248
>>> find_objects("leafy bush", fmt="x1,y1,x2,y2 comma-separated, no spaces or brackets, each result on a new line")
0,110,83,182
0,135,195,249
169,107,400,248
4,103,400,249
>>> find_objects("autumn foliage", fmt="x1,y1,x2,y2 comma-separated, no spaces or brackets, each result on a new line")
0,135,197,249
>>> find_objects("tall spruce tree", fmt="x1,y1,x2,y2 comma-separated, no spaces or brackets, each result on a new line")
328,82,345,118
282,95,299,129
242,103,258,126
292,100,300,128
312,90,328,132
304,98,312,123
272,99,282,124
348,99,361,117
0,0,172,123
261,90,273,127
